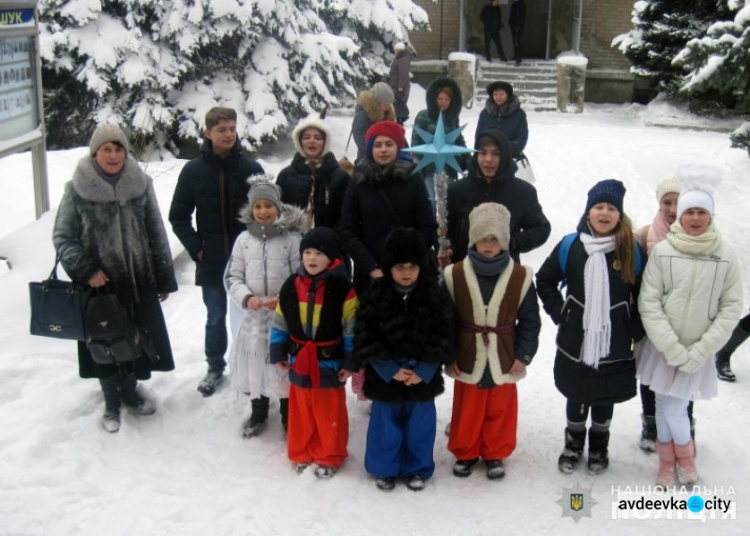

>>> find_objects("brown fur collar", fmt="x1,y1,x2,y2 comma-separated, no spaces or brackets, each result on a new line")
357,91,397,123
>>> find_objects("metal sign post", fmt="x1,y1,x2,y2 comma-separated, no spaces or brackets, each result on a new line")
0,0,49,218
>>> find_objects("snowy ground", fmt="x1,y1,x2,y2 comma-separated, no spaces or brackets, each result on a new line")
1,85,749,535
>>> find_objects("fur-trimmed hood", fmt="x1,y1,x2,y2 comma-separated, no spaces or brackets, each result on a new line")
357,90,397,123
238,201,308,235
292,116,332,157
72,156,148,203
425,77,463,122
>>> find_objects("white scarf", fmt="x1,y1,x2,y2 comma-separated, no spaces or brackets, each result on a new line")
579,232,616,369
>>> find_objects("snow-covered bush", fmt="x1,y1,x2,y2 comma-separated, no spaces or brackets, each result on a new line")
39,0,429,156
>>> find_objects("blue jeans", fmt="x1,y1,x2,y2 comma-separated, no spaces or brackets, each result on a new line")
202,285,227,372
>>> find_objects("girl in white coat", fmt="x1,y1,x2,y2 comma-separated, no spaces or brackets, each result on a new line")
225,179,307,437
638,182,742,488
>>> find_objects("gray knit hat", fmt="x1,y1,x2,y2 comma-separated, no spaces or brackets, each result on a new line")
371,82,395,105
468,203,511,251
89,124,129,156
247,177,282,211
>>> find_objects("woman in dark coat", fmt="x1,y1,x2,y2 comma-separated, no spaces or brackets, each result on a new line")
443,129,549,265
475,81,529,159
339,120,437,294
411,76,469,211
53,125,177,434
276,115,350,230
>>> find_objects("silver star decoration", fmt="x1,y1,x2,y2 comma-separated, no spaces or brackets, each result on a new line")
557,480,597,523
404,111,473,174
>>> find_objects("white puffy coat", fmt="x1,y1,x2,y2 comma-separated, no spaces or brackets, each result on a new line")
225,203,307,396
638,229,742,367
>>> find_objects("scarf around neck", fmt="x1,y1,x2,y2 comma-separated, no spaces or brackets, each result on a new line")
579,232,616,369
667,221,721,257
468,249,510,277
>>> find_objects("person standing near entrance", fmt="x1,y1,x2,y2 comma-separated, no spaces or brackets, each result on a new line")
481,0,507,63
509,0,527,65
389,42,411,125
169,107,265,397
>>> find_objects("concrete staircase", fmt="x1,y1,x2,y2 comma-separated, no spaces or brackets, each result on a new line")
476,59,558,111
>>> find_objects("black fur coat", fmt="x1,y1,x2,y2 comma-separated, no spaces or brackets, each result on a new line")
353,276,455,402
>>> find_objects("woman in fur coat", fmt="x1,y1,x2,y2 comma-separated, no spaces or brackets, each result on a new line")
638,178,742,488
225,179,307,438
52,125,177,433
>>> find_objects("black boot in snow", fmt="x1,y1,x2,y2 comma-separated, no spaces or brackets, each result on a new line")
99,375,121,433
120,373,156,415
279,397,289,433
639,414,657,453
558,428,586,474
242,396,270,438
715,324,749,382
587,429,611,476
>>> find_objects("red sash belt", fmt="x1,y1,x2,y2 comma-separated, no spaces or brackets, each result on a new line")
460,321,515,347
290,336,342,387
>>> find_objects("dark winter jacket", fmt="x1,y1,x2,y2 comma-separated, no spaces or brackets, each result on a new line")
276,152,350,230
270,260,358,389
411,77,469,177
480,3,503,32
340,159,437,290
509,0,527,30
53,156,177,379
169,137,264,286
446,130,550,263
354,276,454,402
351,91,397,161
389,50,411,119
535,217,644,405
475,95,529,159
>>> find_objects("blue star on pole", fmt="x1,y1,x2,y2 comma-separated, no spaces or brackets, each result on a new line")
404,111,474,174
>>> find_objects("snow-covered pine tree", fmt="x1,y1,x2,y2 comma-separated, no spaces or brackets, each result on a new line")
674,1,750,155
38,0,428,156
613,1,736,97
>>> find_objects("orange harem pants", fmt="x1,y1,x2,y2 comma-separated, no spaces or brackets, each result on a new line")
448,381,518,461
288,384,349,468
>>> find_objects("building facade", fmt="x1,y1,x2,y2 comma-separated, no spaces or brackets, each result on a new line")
409,0,638,103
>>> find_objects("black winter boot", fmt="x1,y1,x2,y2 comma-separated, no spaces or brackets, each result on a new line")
588,429,610,475
279,397,289,433
639,414,657,453
716,324,749,382
242,396,270,438
120,373,156,415
558,428,586,474
99,374,121,433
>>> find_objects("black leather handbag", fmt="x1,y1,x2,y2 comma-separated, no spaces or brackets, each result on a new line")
84,290,141,365
29,257,91,341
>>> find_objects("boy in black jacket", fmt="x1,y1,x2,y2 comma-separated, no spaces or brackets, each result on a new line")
354,228,454,492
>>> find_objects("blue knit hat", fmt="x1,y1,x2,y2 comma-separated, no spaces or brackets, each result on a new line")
585,179,626,214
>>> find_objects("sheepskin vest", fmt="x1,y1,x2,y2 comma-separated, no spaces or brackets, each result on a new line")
445,259,532,385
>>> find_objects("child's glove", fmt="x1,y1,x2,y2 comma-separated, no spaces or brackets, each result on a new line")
678,350,705,374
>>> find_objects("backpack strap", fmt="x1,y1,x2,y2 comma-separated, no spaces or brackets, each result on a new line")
557,232,578,289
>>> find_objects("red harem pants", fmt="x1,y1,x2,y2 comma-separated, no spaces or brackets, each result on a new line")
448,381,518,461
288,384,349,468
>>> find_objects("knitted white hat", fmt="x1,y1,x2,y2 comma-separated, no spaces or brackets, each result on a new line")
468,203,511,251
292,116,332,157
677,188,714,221
656,174,680,202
